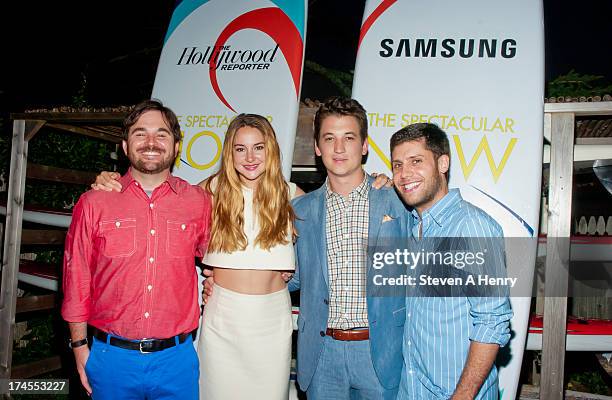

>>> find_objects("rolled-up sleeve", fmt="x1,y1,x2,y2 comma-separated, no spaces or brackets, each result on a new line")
468,296,513,346
61,196,94,323
465,213,513,347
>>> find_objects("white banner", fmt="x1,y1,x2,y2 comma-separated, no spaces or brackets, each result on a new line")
353,1,544,398
153,0,307,182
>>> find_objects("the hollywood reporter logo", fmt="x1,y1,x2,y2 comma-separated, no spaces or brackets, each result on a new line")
177,45,280,71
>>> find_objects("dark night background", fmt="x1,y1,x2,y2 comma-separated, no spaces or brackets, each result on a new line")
1,0,611,112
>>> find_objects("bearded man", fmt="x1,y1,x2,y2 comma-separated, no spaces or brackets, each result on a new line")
62,99,211,400
390,123,512,400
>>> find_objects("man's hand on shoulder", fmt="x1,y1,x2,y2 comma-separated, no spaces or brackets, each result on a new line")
371,172,393,189
91,171,122,192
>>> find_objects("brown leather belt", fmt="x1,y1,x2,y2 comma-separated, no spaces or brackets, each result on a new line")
326,328,369,341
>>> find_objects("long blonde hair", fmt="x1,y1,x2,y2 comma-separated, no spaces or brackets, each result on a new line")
206,114,296,252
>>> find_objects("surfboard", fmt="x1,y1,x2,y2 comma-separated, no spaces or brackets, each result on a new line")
352,1,544,398
151,0,307,183
17,260,59,292
527,315,612,352
0,204,71,228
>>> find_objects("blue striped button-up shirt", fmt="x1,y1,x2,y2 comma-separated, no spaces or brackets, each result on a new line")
398,189,513,399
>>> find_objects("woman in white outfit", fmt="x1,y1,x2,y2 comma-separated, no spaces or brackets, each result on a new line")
198,114,303,400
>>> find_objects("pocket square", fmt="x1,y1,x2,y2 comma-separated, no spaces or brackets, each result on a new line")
382,214,395,223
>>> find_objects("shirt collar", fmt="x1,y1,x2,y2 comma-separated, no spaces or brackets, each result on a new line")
120,168,179,194
325,172,369,200
410,188,462,227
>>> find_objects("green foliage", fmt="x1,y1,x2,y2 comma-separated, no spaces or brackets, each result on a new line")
24,131,117,209
72,71,89,108
28,131,115,172
547,70,612,98
304,60,354,97
568,371,611,395
24,182,87,210
12,314,56,365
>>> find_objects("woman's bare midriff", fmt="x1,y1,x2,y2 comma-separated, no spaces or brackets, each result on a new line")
213,267,289,294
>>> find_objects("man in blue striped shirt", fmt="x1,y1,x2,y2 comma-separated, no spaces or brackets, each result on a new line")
390,123,513,399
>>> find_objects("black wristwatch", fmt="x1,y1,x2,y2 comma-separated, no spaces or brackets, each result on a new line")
68,338,88,349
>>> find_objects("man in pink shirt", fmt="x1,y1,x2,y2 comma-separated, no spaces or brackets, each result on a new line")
62,99,211,399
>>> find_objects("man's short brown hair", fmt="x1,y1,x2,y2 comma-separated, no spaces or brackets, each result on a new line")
313,97,368,143
123,99,182,143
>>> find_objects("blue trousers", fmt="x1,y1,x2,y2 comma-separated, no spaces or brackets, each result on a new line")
307,336,398,400
85,335,199,400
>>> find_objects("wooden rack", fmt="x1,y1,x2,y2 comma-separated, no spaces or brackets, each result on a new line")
0,112,125,379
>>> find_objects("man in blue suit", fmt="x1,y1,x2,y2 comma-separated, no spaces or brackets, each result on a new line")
288,97,408,399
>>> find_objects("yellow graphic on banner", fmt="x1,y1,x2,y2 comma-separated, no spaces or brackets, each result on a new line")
368,136,391,170
174,130,185,168
184,130,223,170
453,135,517,183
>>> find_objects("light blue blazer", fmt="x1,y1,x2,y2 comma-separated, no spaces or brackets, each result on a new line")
289,176,409,391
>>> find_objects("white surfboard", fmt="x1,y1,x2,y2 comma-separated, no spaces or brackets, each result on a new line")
152,0,307,182
353,1,544,398
151,4,306,390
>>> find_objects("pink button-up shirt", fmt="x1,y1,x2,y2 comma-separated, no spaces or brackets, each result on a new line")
62,169,211,340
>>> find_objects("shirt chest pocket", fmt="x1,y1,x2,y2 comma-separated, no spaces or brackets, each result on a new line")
166,220,195,258
99,218,137,257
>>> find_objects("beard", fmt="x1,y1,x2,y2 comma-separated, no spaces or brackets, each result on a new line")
400,172,445,211
409,178,442,209
128,145,175,175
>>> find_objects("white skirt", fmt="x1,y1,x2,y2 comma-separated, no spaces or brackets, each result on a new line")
198,284,293,400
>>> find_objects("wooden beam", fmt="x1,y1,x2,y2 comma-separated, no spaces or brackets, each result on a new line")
542,144,612,163
0,121,29,379
45,122,122,143
21,230,66,245
24,120,46,141
27,163,97,185
543,112,551,143
10,112,127,122
11,356,62,379
575,137,612,145
292,104,317,166
540,112,575,400
16,295,57,314
544,101,612,116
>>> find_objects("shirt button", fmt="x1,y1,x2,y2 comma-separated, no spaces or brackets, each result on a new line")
149,257,154,263
115,221,121,227
144,312,150,318
320,331,325,337
408,370,413,374
407,340,412,346
181,224,186,230
150,229,155,235
149,203,154,209
407,313,411,318
147,285,153,291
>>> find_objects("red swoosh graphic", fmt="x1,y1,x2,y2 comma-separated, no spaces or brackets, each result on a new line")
210,7,304,112
358,0,397,50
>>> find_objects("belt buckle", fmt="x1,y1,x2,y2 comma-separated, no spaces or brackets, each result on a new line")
139,339,154,354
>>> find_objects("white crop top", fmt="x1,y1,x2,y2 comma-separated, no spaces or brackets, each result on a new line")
203,179,296,270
